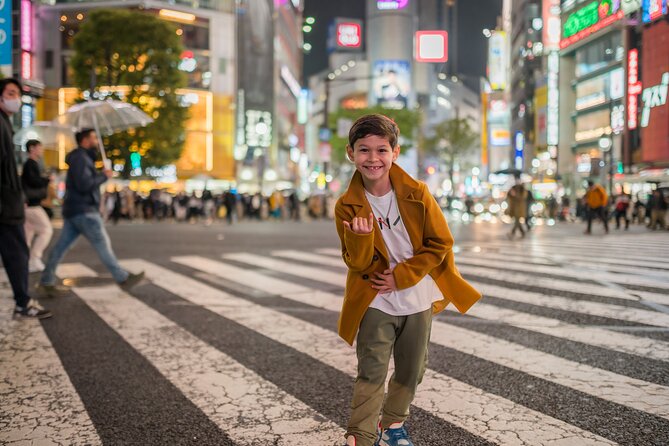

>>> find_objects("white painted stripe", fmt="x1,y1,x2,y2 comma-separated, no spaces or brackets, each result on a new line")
274,251,669,361
0,288,101,445
73,285,344,445
462,240,669,264
204,254,669,419
455,255,669,288
450,302,669,363
56,263,99,278
469,281,669,327
314,248,342,257
456,264,669,306
129,259,614,446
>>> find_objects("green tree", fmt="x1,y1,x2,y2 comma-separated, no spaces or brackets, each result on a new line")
70,9,187,177
328,106,421,164
424,117,478,193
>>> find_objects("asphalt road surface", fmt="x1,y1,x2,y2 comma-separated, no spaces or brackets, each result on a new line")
2,217,669,445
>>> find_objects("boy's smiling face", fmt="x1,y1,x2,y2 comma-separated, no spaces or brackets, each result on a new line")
347,134,400,186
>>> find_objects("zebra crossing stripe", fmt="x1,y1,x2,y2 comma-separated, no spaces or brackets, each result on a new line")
315,248,343,257
455,256,669,288
468,281,669,327
71,284,345,445
129,258,615,446
252,251,669,359
0,264,102,446
182,254,669,420
456,264,669,306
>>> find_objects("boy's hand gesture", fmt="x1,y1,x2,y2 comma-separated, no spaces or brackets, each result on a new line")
371,268,397,294
343,213,375,234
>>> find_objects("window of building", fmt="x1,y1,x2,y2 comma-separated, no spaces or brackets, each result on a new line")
575,32,623,78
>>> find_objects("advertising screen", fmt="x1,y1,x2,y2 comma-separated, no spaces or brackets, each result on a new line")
642,0,667,23
487,31,508,91
372,60,411,110
0,0,11,68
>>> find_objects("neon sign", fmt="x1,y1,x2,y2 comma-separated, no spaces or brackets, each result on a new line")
336,22,361,48
640,72,668,127
627,49,642,130
21,51,31,80
560,1,623,49
642,0,667,23
20,0,31,51
377,0,409,10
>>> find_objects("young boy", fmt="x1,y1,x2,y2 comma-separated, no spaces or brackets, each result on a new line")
335,114,481,446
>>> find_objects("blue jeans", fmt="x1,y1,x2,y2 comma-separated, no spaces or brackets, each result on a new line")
41,212,129,285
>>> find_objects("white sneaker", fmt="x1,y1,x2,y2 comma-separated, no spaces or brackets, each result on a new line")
29,258,45,273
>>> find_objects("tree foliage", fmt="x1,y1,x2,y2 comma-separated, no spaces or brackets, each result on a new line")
328,106,421,164
70,9,187,177
424,117,478,191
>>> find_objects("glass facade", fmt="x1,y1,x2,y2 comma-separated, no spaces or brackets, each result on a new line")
574,32,624,77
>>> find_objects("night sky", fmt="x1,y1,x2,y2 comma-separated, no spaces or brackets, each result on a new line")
302,0,503,88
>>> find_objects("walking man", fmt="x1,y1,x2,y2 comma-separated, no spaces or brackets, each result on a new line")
507,178,528,239
22,139,54,272
38,129,143,296
584,180,609,234
0,78,52,318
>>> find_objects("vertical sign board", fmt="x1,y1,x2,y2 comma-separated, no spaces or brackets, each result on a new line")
0,0,11,75
487,31,508,91
627,48,642,130
546,51,559,147
236,0,275,161
542,0,561,50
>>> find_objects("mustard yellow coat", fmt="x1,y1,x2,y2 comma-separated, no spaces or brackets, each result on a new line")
334,164,482,345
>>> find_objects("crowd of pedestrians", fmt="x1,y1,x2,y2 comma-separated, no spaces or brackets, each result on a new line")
101,187,334,224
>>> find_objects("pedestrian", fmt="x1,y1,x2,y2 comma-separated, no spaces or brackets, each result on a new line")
506,178,528,239
613,192,630,230
21,139,54,272
334,114,481,446
0,78,51,318
648,189,668,230
223,189,237,225
37,128,144,297
525,186,535,231
583,180,609,234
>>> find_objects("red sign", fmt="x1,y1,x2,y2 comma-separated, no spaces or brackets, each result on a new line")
415,31,448,62
21,51,31,80
628,49,642,130
336,23,361,48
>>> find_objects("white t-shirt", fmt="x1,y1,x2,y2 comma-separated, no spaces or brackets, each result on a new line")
364,189,442,316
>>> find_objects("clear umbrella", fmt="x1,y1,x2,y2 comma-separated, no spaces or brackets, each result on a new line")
52,100,154,167
13,121,76,149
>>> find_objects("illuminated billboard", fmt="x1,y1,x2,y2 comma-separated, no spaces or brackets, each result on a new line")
487,31,508,91
542,0,561,50
236,0,274,156
642,0,667,22
415,31,448,63
372,60,410,110
377,0,409,10
560,0,624,49
0,0,9,71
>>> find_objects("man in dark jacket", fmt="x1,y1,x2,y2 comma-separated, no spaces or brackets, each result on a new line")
0,78,51,318
38,129,143,296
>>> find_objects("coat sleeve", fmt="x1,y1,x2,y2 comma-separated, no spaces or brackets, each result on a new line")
392,183,453,290
334,199,376,273
69,153,107,194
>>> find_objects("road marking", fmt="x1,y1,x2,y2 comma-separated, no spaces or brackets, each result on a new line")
131,258,614,446
181,254,669,420
73,284,344,446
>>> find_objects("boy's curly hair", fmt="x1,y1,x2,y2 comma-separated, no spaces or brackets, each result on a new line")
348,114,400,149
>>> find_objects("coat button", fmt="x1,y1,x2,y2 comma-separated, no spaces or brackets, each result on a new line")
362,274,369,280
372,255,379,261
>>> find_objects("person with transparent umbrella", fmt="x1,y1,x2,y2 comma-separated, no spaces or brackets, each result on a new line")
37,129,144,297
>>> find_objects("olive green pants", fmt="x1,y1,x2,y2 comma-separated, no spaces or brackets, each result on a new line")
346,308,432,446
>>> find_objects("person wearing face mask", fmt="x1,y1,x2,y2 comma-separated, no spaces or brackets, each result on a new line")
0,78,52,319
37,128,144,297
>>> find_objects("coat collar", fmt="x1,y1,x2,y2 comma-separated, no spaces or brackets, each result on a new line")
340,163,421,206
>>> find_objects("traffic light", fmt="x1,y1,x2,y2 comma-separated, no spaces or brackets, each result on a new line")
130,152,141,170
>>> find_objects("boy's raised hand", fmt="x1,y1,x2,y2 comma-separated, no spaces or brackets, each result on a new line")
342,213,375,234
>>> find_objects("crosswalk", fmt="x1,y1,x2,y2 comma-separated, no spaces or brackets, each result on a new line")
1,233,669,445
